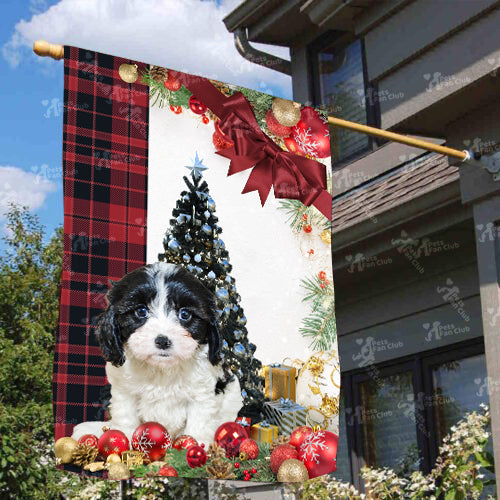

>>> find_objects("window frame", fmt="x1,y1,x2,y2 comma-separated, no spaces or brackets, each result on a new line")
308,31,383,168
338,337,486,491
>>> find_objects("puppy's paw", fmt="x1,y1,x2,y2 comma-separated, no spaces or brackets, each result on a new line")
71,421,107,441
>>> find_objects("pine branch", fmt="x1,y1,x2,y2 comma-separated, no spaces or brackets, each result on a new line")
140,69,192,109
278,199,330,232
299,275,336,351
299,304,336,351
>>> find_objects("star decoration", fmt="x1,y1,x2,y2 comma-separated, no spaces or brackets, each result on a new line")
185,152,208,180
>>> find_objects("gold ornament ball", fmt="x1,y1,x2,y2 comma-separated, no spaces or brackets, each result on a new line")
55,437,78,464
320,230,331,246
277,458,309,482
108,462,131,480
272,98,301,127
106,453,122,465
119,63,138,83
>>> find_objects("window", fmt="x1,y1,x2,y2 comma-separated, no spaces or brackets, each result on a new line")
334,340,489,490
310,34,380,164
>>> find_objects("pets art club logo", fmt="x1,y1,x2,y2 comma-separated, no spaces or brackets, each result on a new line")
333,169,371,190
423,72,471,92
474,377,500,397
391,230,459,274
352,336,403,367
476,222,500,243
436,279,470,322
486,306,500,327
345,405,392,426
423,321,470,342
356,86,404,108
345,252,392,273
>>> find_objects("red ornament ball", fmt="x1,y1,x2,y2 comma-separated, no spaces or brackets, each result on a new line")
303,224,312,233
213,121,234,151
189,95,207,115
265,109,292,138
291,107,330,158
239,438,259,460
97,429,129,459
320,283,325,289
170,105,182,114
244,475,250,481
78,434,98,448
251,468,257,474
299,430,338,478
289,425,313,451
270,444,299,474
158,465,178,477
164,73,181,91
186,445,207,468
172,434,198,451
318,271,327,281
214,422,247,458
202,115,210,124
132,422,172,462
234,462,240,468
283,136,304,156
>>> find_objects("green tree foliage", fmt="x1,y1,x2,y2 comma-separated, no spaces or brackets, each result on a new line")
0,204,70,497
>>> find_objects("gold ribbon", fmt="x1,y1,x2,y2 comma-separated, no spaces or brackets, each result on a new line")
306,407,328,430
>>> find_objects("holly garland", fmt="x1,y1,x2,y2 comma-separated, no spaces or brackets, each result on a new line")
140,68,193,109
130,443,275,482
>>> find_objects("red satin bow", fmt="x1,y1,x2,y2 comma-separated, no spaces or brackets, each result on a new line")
169,72,332,220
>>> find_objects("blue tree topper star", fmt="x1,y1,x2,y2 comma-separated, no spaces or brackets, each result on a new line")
185,152,208,180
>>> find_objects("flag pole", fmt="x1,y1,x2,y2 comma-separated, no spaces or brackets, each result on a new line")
327,116,469,161
31,39,472,163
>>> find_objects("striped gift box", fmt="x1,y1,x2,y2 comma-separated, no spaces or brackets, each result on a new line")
263,398,307,436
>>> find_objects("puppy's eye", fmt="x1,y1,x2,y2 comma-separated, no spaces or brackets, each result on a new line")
178,308,192,321
135,306,149,319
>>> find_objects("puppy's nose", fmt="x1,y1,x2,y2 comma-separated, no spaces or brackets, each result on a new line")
155,335,172,350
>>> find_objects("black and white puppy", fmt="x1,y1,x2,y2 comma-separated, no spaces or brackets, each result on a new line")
71,262,242,445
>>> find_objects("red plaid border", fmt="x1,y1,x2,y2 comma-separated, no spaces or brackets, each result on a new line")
54,47,148,441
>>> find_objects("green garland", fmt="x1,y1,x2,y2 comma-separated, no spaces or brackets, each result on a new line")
131,443,276,482
140,69,192,109
142,67,273,130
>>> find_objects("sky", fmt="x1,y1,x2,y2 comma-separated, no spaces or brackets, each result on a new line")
0,0,291,245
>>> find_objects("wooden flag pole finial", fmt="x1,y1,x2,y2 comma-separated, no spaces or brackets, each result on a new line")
33,40,64,60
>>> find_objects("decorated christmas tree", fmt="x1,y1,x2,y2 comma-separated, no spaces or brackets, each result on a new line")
158,153,265,419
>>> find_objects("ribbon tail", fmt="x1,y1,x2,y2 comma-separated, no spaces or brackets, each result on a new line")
312,189,333,221
242,162,273,206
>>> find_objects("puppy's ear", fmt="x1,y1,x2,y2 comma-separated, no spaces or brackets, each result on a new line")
207,308,222,366
96,306,125,367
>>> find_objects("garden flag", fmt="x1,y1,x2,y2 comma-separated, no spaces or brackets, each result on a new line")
54,46,339,482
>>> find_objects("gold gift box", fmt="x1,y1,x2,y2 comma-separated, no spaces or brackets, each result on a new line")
264,364,296,400
250,421,279,444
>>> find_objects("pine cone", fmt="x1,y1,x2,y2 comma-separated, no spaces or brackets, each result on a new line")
72,444,99,467
206,459,236,480
270,435,290,452
209,79,232,97
150,65,168,83
207,442,226,460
